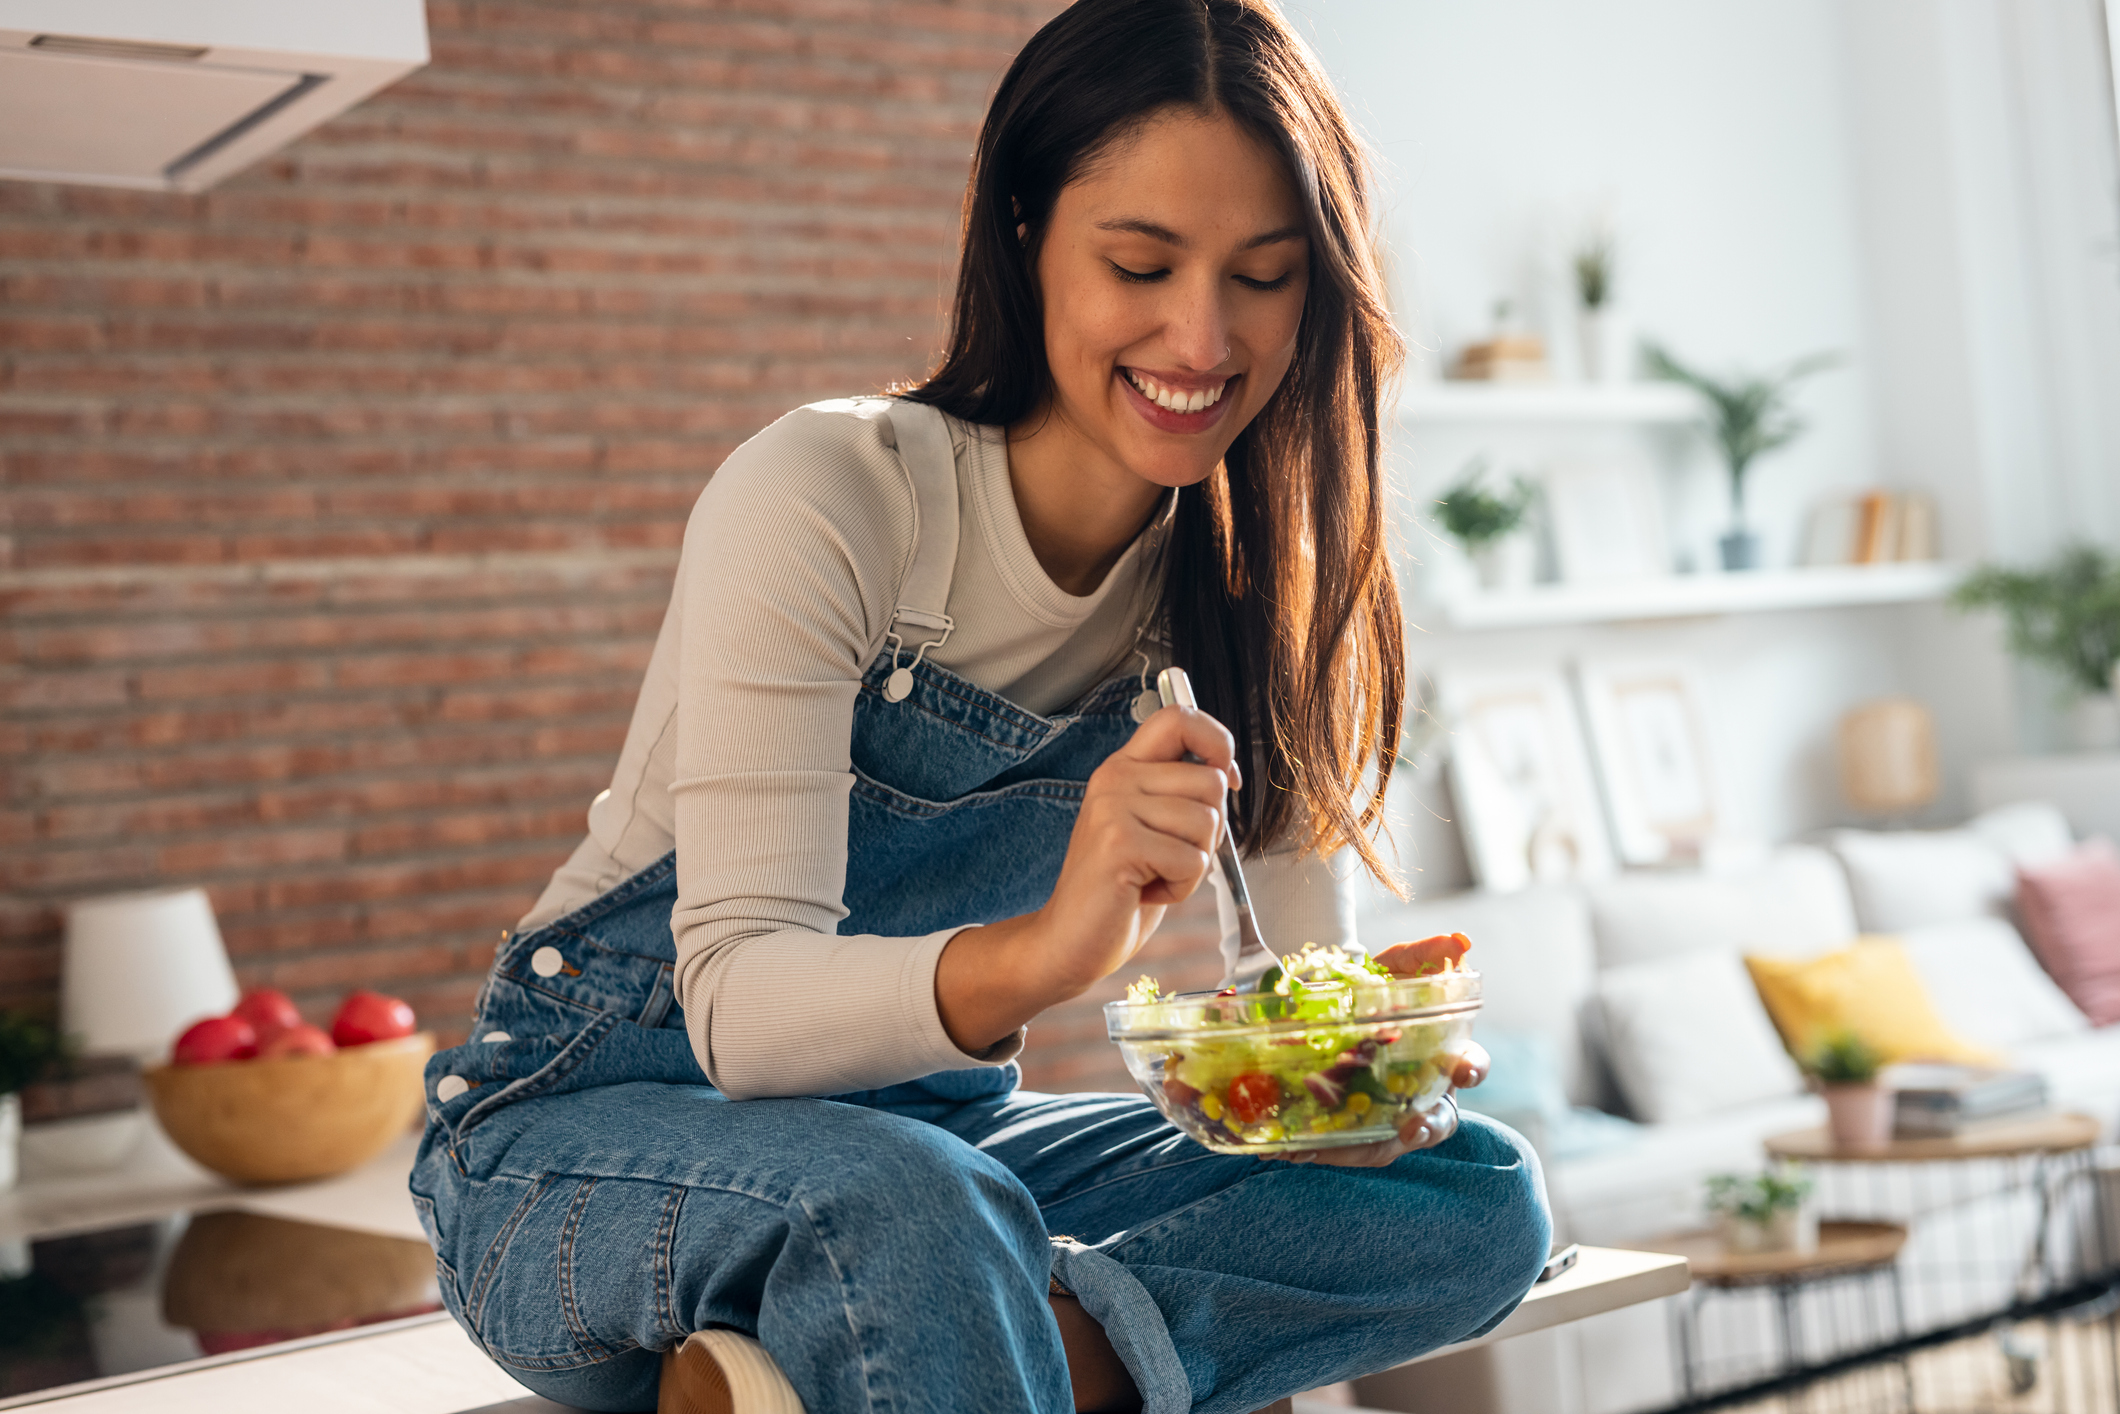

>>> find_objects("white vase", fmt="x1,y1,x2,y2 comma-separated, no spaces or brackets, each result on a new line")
1470,535,1536,592
1718,1206,1815,1255
2070,693,2120,752
1577,307,1634,384
0,1093,18,1192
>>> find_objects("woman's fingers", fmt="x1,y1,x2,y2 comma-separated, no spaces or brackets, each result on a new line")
1449,1041,1490,1091
1123,759,1235,807
1129,795,1222,856
1123,705,1241,789
1372,933,1471,978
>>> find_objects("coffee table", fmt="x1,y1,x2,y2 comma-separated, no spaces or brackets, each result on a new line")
1647,1221,1911,1403
1766,1111,2108,1320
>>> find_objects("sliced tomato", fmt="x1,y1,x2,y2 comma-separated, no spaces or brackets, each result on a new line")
1226,1071,1282,1126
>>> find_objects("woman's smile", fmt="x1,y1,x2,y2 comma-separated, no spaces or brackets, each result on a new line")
1117,366,1240,433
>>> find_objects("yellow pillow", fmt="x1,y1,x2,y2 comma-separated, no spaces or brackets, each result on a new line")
1744,938,1999,1068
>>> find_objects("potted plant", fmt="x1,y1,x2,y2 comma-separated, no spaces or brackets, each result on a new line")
1952,544,2120,751
1437,457,1539,591
1573,228,1629,383
1642,342,1841,571
0,1012,63,1191
1706,1166,1817,1255
1806,1029,1893,1151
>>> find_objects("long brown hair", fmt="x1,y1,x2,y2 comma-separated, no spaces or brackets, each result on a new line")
908,0,1406,881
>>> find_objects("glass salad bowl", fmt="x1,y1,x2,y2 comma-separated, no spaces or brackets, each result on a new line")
1103,947,1481,1154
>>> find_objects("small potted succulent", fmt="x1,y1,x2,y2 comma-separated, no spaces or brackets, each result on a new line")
1706,1166,1817,1255
0,1012,64,1191
1643,342,1840,571
1573,227,1630,383
1437,457,1539,591
1806,1029,1893,1151
1952,544,2120,751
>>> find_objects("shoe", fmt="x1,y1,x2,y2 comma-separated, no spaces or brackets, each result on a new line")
658,1329,807,1414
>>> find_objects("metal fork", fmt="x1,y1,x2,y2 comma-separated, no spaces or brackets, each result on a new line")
1155,667,1275,986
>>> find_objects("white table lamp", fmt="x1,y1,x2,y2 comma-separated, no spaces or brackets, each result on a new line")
62,888,240,1060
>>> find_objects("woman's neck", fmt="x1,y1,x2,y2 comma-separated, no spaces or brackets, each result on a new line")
1005,404,1170,597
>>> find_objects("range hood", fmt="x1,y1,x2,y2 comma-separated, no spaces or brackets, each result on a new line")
0,0,427,192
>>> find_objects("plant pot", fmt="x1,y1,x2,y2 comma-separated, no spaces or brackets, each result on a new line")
0,1093,18,1191
1719,529,1762,572
2068,693,2120,752
1823,1082,1894,1150
1578,307,1635,384
1717,1205,1818,1255
1470,535,1536,592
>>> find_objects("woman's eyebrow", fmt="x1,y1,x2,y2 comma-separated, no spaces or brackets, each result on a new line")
1093,218,1307,251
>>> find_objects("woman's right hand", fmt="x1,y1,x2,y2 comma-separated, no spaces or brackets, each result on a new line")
934,705,1240,1053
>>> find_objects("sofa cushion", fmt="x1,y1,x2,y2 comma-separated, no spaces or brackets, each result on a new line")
1898,917,2089,1049
2015,839,2120,1025
1593,950,1807,1124
1359,886,1604,1107
1970,801,2078,868
2009,1027,2120,1136
1828,826,2014,932
1549,1093,1829,1245
1745,939,1998,1066
1586,845,1857,969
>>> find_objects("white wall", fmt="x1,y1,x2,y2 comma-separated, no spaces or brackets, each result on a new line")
1280,0,2119,887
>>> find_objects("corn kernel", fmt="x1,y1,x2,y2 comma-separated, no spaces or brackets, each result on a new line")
1258,1121,1284,1142
1200,1092,1224,1120
1335,1110,1360,1129
1347,1091,1373,1115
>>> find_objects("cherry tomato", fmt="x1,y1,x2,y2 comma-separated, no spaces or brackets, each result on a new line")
230,988,303,1045
172,1015,257,1065
1226,1071,1281,1126
260,1023,336,1059
330,990,417,1047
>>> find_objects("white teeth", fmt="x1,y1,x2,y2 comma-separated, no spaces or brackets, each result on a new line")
1126,370,1225,414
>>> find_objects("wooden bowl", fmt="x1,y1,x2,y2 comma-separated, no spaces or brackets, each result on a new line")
144,1032,434,1187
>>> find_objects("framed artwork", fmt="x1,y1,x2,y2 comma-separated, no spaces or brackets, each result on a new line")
1541,461,1668,583
1574,660,1719,866
1434,667,1616,892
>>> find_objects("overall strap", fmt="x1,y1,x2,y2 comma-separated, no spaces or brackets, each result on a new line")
880,398,960,702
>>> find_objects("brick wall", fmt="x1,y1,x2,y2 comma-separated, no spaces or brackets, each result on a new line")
2,0,1207,1090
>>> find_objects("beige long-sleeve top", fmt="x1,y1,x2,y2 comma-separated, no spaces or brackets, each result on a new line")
519,399,1356,1100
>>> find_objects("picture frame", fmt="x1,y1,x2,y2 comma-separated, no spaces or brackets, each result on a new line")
1574,659,1719,866
1434,667,1616,892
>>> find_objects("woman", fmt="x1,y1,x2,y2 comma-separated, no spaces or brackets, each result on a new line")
411,2,1550,1411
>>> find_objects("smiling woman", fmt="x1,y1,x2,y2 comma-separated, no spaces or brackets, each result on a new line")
409,4,1550,1414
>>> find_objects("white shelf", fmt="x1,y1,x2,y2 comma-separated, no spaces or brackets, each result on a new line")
1398,381,1705,424
1421,561,1963,630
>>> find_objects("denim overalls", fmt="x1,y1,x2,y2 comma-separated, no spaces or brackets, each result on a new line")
409,400,1549,1414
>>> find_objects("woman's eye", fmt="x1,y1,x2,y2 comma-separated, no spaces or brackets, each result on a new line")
1236,272,1296,293
1109,262,1168,284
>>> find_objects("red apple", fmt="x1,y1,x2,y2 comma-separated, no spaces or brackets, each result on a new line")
330,990,416,1047
230,988,303,1044
259,1023,336,1059
172,1015,258,1065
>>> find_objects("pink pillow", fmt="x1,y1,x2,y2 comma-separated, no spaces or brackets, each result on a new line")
2017,838,2120,1025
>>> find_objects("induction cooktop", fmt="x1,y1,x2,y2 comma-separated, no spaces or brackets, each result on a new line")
0,1206,442,1406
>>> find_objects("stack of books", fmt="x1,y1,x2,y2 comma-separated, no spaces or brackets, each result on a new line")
1891,1064,2048,1137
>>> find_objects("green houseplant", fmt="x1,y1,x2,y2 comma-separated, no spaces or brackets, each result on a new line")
1437,457,1538,591
1705,1165,1816,1254
1802,1030,1892,1151
1643,342,1841,571
1952,544,2120,750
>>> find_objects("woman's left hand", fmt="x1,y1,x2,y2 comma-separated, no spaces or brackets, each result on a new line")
1271,1041,1488,1167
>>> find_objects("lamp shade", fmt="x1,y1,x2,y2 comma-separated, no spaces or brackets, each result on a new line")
1839,697,1939,815
62,888,239,1060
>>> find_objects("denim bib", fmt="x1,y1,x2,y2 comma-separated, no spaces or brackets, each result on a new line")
424,402,1143,1143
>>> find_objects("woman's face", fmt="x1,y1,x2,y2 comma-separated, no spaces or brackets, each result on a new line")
1031,106,1310,491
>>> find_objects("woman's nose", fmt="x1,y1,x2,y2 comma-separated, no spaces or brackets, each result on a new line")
1163,281,1234,372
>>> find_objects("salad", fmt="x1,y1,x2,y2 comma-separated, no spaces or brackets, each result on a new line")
1104,937,1480,1153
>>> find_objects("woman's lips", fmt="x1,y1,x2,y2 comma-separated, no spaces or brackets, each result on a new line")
1117,368,1240,435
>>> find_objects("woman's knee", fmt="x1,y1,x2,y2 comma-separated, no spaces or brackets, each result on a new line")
1441,1111,1553,1313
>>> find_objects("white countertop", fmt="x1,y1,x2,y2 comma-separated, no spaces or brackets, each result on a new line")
7,1124,1686,1413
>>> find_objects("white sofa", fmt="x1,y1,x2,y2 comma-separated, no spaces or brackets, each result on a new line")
1353,801,2119,1414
